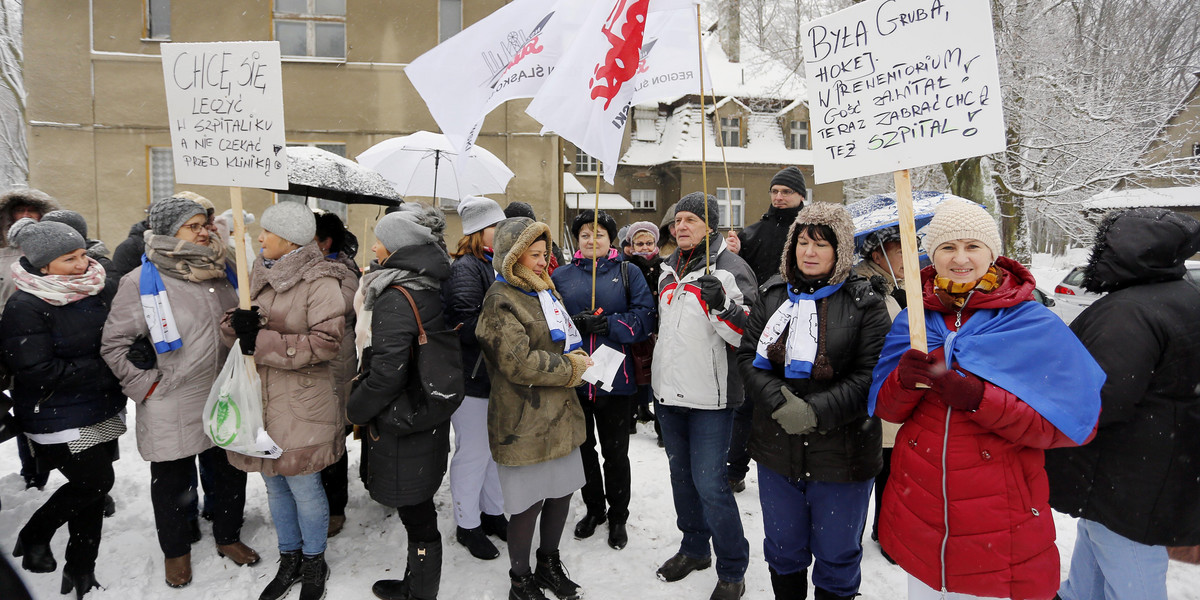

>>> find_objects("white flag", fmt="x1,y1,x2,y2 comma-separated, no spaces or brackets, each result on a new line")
405,0,590,153
525,0,703,184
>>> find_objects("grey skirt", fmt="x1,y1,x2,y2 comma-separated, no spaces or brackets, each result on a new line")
497,447,585,514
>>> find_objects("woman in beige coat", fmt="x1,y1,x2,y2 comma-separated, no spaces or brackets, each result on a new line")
100,196,258,589
221,201,346,600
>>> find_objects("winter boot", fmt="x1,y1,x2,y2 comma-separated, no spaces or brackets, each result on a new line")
509,569,549,600
481,512,509,542
298,553,329,600
769,566,807,600
534,548,579,600
60,566,102,599
813,586,858,600
710,579,746,600
405,540,442,600
258,551,302,600
12,534,56,573
456,525,500,560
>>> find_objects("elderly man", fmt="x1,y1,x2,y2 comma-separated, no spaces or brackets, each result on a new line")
652,192,757,600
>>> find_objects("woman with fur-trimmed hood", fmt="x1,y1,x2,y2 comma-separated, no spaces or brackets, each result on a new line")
0,188,60,306
475,217,592,600
736,201,890,600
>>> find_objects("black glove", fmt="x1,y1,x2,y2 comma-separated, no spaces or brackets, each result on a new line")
587,314,609,337
230,307,262,356
571,312,594,334
696,274,727,312
126,336,157,370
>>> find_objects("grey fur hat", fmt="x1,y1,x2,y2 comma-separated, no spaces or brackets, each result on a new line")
8,218,86,269
148,196,206,237
260,201,317,246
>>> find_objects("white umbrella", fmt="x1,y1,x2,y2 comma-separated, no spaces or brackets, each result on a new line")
356,131,514,201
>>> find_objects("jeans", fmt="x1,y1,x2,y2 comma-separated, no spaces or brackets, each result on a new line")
578,390,632,523
262,472,329,556
726,396,754,482
151,447,247,558
1058,518,1168,600
758,465,873,596
656,400,749,583
20,440,116,573
449,395,504,529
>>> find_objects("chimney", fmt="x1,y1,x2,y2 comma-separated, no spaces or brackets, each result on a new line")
720,0,740,63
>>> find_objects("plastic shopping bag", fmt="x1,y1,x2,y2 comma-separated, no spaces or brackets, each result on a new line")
203,340,282,459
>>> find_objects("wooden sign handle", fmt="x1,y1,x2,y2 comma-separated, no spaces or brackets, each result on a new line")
229,187,253,310
893,170,928,356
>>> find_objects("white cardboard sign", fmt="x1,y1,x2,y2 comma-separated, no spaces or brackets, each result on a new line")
160,41,289,189
801,0,1005,184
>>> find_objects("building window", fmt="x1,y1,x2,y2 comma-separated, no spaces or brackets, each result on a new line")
716,188,744,229
440,0,463,42
576,148,599,175
789,120,809,150
631,189,657,210
150,147,175,203
719,116,740,147
275,0,346,59
277,142,349,221
146,0,170,39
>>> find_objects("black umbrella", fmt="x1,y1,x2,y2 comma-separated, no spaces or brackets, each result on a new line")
266,146,404,206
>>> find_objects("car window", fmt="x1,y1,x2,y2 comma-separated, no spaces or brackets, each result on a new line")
1063,267,1086,286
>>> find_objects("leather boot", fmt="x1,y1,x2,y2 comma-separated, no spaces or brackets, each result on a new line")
298,552,329,600
164,553,192,588
13,534,56,573
481,513,509,542
813,586,858,600
217,541,261,566
406,540,442,600
769,566,807,600
456,525,499,560
327,514,346,538
259,551,302,600
534,548,579,600
572,512,605,540
711,579,746,600
509,569,548,600
61,567,102,599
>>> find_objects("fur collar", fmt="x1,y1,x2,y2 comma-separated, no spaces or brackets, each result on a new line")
250,242,347,297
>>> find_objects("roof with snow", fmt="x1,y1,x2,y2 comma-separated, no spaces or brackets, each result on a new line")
1082,186,1200,210
620,30,811,168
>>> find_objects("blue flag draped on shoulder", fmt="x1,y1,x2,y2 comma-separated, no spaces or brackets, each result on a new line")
868,301,1104,445
139,255,183,354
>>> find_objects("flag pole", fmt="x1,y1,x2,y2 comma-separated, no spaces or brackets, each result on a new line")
229,186,256,372
893,169,928,363
696,6,711,273
592,169,601,310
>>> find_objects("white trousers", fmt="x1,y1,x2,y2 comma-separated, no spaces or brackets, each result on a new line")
908,575,1006,600
449,395,504,528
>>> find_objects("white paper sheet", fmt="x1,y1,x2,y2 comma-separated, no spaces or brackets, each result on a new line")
580,344,626,392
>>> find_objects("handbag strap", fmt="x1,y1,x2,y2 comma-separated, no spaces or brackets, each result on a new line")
390,285,427,345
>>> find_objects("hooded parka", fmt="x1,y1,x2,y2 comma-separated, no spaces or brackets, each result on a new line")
220,242,347,477
1046,208,1200,547
737,202,890,482
0,189,60,306
476,218,590,467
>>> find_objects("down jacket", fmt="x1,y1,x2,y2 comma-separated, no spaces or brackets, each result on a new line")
444,253,495,398
735,203,803,285
0,263,123,435
1046,208,1200,547
737,202,889,482
476,217,590,467
101,256,238,462
874,258,1085,600
652,232,757,410
347,245,454,508
551,251,655,397
220,242,346,477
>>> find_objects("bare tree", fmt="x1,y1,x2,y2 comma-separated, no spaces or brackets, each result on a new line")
0,0,25,187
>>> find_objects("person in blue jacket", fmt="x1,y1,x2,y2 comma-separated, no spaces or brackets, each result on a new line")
551,209,655,551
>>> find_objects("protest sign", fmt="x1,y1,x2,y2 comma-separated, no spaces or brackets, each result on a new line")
801,0,1005,184
160,41,289,189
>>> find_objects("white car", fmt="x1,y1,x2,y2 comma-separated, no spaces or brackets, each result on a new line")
1053,260,1200,323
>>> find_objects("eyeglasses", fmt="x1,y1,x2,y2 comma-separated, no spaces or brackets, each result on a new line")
770,189,797,196
180,222,207,234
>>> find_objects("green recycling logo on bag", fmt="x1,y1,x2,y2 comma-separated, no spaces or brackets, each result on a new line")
207,391,242,447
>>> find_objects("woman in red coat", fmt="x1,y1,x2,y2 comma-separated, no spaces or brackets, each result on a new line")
869,200,1103,600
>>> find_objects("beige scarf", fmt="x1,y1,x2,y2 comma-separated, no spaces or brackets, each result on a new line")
143,231,230,282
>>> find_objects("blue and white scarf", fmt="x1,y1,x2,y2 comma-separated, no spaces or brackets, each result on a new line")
497,274,582,353
139,255,182,354
753,282,843,378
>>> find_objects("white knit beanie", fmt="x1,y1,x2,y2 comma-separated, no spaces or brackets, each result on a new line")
920,199,1003,259
457,196,507,235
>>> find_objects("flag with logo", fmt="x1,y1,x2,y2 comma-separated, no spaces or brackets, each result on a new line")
525,0,705,183
405,0,591,153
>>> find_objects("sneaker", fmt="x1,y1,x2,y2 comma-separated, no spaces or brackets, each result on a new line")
710,579,746,600
456,525,500,560
656,553,711,582
534,549,579,600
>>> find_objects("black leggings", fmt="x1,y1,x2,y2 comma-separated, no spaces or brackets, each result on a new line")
507,494,571,575
398,498,440,544
20,439,116,572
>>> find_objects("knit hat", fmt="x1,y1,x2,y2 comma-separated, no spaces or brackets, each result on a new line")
8,218,86,269
570,209,618,241
771,166,808,198
626,221,660,247
260,201,317,246
675,192,720,227
42,210,89,239
504,201,537,220
392,202,447,244
457,196,506,235
920,199,1002,259
174,191,214,216
860,225,900,258
375,211,437,253
148,196,206,237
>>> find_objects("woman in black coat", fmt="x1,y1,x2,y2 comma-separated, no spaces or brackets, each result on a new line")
0,219,125,598
735,203,889,600
347,210,459,600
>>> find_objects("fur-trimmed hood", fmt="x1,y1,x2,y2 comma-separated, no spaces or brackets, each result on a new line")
0,189,60,248
251,242,349,297
779,201,855,285
493,217,555,293
1081,208,1200,294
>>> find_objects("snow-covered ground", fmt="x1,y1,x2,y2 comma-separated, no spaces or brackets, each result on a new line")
3,252,1199,600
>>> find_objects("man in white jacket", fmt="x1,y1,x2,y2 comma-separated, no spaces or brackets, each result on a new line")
651,192,758,600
